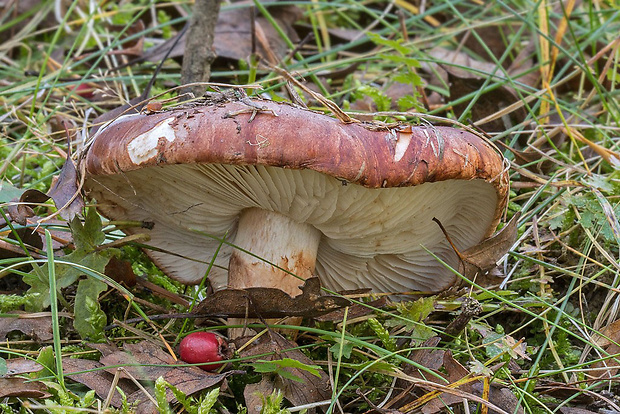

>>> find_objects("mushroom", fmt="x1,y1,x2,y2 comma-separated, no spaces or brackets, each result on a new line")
79,99,509,298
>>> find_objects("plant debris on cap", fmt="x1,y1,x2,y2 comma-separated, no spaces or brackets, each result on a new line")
79,98,509,295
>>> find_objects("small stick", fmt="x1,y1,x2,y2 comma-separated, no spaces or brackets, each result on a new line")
179,0,223,99
440,297,483,342
432,217,467,263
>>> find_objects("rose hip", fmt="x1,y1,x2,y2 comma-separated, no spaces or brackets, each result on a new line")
179,331,228,372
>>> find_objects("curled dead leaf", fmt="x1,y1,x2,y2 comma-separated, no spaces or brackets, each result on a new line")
458,212,520,283
193,277,350,319
0,377,50,399
434,212,520,286
315,295,387,323
6,189,49,226
46,157,85,221
1,157,83,229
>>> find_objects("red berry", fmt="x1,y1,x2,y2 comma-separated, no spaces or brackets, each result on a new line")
179,332,228,371
67,83,96,100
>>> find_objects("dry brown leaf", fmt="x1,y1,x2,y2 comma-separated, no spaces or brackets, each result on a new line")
419,352,471,414
387,336,445,410
161,358,234,397
536,380,597,405
589,318,620,379
107,20,145,57
236,330,331,409
89,95,144,135
127,388,159,414
425,47,498,82
99,341,185,380
63,358,138,408
314,296,387,323
506,42,540,89
4,357,44,376
447,69,527,133
0,312,53,342
46,156,84,221
0,158,81,258
104,256,137,287
408,336,445,374
0,224,45,259
91,341,237,412
86,342,119,358
244,377,277,414
6,189,50,225
458,212,520,285
559,408,600,414
193,277,350,319
398,351,523,414
471,382,525,414
433,212,519,286
497,142,555,174
126,364,237,414
457,26,518,69
141,5,300,65
388,338,523,414
418,46,531,132
0,215,71,260
99,341,234,401
593,318,620,348
443,352,471,382
295,24,370,54
0,377,50,399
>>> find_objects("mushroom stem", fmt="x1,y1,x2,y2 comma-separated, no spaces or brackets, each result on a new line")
228,208,322,296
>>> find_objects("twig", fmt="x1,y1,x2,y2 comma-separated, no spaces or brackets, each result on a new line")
179,0,223,99
440,297,483,342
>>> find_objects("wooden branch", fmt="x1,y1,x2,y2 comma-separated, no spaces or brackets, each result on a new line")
179,0,223,99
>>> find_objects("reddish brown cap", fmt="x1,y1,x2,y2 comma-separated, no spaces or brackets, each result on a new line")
80,99,509,293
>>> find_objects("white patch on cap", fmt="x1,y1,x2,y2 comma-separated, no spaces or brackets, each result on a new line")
127,117,176,164
394,131,412,162
353,161,366,182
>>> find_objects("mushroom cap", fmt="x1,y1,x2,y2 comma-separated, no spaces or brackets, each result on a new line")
80,99,509,293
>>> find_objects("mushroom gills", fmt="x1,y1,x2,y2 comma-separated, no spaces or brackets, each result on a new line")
87,163,497,293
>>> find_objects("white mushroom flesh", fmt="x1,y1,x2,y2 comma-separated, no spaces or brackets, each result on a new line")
228,207,322,295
